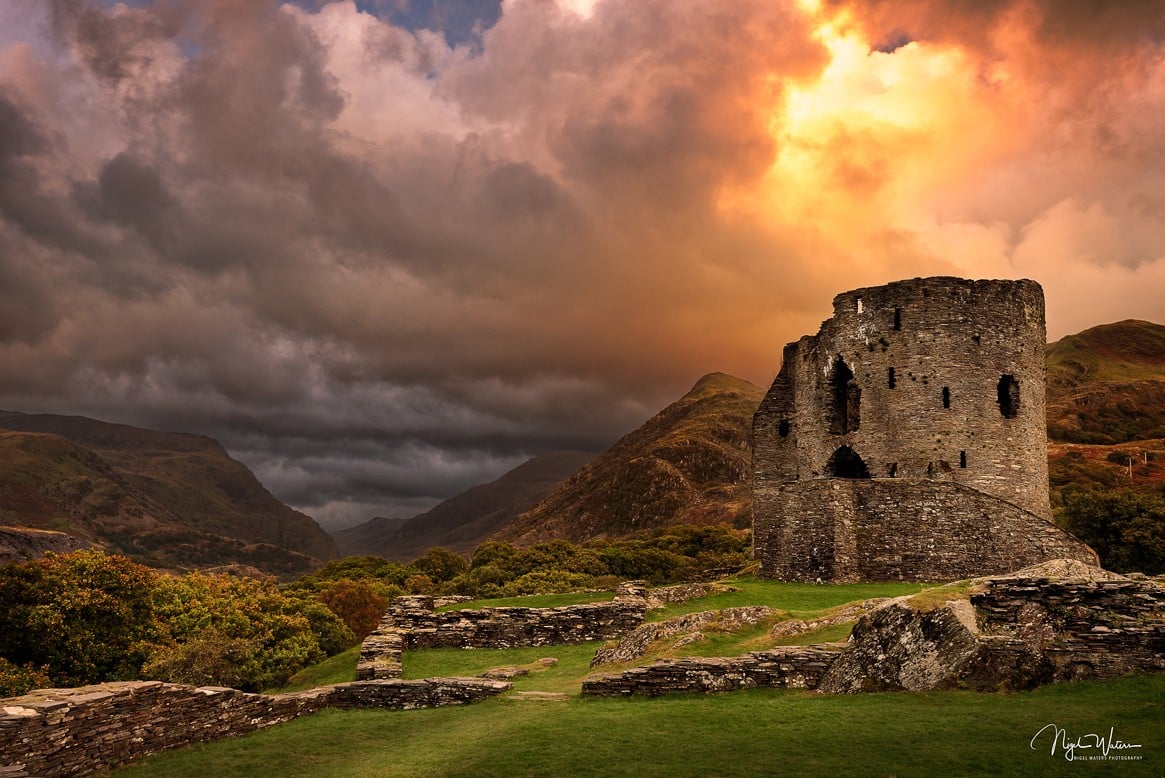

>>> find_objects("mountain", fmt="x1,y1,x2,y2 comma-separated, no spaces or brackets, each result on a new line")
333,451,592,561
497,373,764,545
0,412,337,573
1046,320,1165,444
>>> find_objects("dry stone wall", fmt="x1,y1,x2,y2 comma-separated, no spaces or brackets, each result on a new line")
581,646,845,696
0,677,510,777
384,585,647,651
972,577,1165,681
753,276,1095,581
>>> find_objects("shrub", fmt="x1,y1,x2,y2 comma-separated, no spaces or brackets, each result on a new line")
0,657,51,698
0,551,159,687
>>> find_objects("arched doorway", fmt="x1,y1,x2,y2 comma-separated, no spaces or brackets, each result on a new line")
827,445,871,478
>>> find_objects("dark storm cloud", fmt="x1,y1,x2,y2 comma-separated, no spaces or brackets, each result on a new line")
2,0,1164,531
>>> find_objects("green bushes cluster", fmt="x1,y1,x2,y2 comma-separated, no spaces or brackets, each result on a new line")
1057,490,1165,575
303,525,751,602
0,551,355,694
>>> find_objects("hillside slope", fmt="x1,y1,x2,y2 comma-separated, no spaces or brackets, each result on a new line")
1046,320,1165,443
0,412,337,573
334,451,592,561
497,373,763,545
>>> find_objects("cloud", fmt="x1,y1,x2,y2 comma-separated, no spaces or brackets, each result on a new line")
0,0,1163,530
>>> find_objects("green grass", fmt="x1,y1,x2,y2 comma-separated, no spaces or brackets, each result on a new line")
648,577,931,621
402,642,601,695
438,591,614,611
273,647,359,693
115,675,1165,777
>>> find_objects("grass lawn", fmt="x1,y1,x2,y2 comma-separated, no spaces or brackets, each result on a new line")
115,675,1165,777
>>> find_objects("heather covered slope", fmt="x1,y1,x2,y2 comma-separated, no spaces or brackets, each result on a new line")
1046,320,1165,443
333,451,592,561
498,373,763,545
0,412,336,573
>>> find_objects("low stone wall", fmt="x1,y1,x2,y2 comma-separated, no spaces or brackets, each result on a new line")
329,677,510,709
0,681,327,777
0,677,510,777
581,646,845,697
385,583,647,651
972,577,1165,681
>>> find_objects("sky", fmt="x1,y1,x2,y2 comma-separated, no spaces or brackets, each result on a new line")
0,0,1163,531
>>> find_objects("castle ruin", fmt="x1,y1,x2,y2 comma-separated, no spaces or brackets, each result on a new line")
752,277,1097,581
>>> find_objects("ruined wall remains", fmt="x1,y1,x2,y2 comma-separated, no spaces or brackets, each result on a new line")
972,577,1165,681
383,594,647,650
0,682,328,777
753,277,1096,581
581,646,845,697
0,678,510,777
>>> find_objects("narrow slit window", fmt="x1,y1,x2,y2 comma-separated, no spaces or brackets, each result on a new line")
959,451,967,468
888,462,898,477
893,308,902,330
941,386,950,408
888,367,896,389
778,419,790,438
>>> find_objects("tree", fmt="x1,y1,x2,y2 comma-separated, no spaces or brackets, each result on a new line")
1060,491,1165,574
318,578,389,639
0,551,159,687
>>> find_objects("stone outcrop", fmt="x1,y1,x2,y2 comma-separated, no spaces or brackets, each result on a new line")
0,527,99,566
0,677,510,777
819,565,1165,693
816,600,1051,693
582,646,846,697
753,277,1097,581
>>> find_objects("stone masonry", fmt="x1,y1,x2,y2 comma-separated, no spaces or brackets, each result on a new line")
0,678,509,777
753,277,1097,581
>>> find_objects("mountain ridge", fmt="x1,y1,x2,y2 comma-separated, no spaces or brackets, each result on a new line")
0,412,337,573
496,372,763,545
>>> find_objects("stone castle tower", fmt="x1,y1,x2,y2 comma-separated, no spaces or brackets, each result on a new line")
752,277,1097,581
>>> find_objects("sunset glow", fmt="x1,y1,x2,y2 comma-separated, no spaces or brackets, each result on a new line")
0,0,1163,525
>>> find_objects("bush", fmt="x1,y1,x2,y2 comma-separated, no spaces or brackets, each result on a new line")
1059,491,1165,574
0,551,159,687
0,657,51,698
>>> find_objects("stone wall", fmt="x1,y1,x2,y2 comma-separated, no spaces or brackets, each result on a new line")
581,646,845,697
754,479,1097,582
752,277,1085,581
0,682,327,777
972,577,1165,681
384,588,647,651
0,678,510,777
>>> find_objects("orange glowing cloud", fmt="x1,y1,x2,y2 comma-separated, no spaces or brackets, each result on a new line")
0,0,1162,525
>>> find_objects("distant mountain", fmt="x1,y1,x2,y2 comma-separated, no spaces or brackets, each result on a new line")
1046,320,1165,444
497,373,764,545
333,451,592,561
0,412,337,573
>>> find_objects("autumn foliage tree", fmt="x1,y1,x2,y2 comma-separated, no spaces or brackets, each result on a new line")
0,551,159,687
